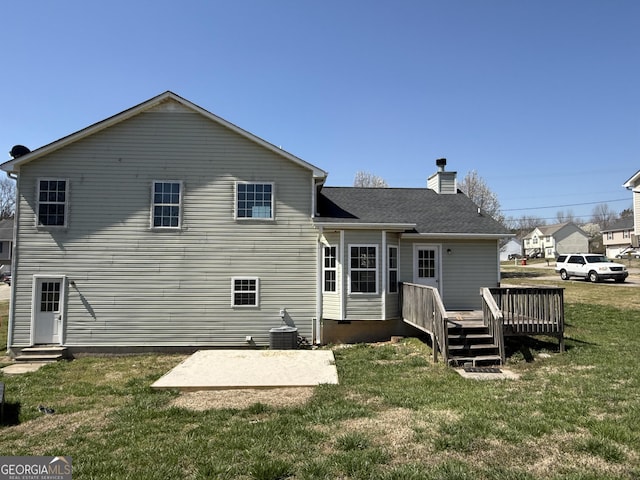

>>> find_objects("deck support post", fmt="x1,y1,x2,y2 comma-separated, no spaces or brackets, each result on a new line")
431,332,438,363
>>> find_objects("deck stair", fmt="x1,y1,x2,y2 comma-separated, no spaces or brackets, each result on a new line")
14,346,69,363
446,314,502,367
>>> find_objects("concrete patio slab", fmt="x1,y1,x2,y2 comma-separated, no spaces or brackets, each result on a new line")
151,349,339,391
1,362,49,375
454,368,520,381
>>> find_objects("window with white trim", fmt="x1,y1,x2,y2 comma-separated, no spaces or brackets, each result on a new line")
349,245,377,294
37,179,68,227
388,246,398,293
232,277,259,307
623,230,630,239
152,181,182,228
236,182,273,219
323,246,337,292
606,232,614,241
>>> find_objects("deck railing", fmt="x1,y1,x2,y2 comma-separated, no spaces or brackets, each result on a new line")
487,286,565,351
401,282,448,363
480,288,506,364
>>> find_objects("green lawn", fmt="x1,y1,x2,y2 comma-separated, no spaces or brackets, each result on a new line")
1,287,640,479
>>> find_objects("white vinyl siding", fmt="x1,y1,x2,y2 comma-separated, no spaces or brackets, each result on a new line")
400,239,499,310
11,106,317,348
634,192,640,236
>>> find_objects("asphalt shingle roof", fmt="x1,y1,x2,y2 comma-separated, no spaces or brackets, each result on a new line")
602,216,634,232
316,187,510,235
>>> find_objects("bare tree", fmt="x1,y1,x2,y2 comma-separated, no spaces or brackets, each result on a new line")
458,170,504,223
555,209,576,224
353,171,388,188
0,177,15,219
590,203,617,230
620,206,633,218
504,214,546,237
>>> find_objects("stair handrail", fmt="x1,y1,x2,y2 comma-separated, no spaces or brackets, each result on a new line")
401,282,449,364
480,287,505,364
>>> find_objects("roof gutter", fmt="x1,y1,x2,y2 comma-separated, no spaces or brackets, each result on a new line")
401,232,514,240
314,222,416,232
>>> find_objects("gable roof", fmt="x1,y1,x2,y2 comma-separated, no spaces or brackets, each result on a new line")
316,187,511,237
523,222,587,239
601,216,634,233
623,169,640,189
1,91,328,180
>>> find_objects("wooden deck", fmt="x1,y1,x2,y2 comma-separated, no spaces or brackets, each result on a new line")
401,283,565,365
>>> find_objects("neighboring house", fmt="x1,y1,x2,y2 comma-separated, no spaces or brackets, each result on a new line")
602,217,635,258
499,238,522,261
523,222,589,258
623,170,640,237
1,91,511,355
0,218,14,273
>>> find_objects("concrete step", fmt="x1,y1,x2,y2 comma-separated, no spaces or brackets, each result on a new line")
449,354,503,367
15,346,69,363
14,354,65,363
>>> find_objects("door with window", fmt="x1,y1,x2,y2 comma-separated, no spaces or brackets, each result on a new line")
413,245,440,290
33,277,64,344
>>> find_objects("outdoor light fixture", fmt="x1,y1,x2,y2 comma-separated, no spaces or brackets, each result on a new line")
447,248,452,255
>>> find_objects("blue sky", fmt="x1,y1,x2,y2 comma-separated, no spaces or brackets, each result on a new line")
1,0,638,223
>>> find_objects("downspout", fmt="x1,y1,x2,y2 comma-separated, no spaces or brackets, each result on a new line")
340,230,345,320
315,227,323,344
5,171,18,353
381,231,387,320
496,238,502,287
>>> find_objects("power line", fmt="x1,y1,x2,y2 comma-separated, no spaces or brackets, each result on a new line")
502,198,630,212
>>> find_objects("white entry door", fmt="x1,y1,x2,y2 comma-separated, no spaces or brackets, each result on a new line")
413,245,440,290
33,278,64,344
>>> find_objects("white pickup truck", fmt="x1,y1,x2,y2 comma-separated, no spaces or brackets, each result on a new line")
555,254,628,283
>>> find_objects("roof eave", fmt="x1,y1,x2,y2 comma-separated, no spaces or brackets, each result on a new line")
623,169,640,188
315,222,417,231
401,232,514,240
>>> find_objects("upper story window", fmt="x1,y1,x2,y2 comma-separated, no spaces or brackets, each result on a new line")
606,232,614,241
152,181,182,228
349,245,377,294
236,182,273,220
323,246,337,292
38,179,68,227
623,230,630,239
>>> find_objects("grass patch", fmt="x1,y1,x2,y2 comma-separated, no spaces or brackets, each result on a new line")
501,268,640,310
2,284,640,478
